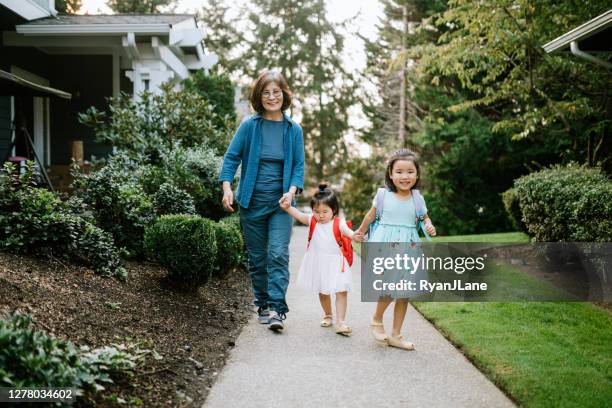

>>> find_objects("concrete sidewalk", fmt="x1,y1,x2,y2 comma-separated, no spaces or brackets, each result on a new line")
203,226,515,408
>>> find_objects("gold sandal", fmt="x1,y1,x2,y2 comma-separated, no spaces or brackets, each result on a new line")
320,315,333,327
387,335,415,351
370,318,388,342
335,322,352,336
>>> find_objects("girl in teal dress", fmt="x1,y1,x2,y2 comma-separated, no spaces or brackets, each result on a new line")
355,149,437,351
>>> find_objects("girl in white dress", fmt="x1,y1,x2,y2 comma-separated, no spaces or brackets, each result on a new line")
280,184,358,335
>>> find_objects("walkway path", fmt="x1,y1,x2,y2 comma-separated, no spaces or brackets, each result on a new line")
203,226,515,408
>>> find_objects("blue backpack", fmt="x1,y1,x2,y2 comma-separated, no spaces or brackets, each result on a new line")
368,187,431,241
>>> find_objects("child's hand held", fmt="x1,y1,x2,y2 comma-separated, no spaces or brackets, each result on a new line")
425,223,436,237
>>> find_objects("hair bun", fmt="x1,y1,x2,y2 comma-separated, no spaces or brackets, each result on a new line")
318,183,328,192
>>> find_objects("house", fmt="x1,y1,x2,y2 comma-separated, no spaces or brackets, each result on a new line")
0,0,217,188
543,9,612,69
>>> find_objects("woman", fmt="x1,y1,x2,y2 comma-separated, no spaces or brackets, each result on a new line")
219,70,304,332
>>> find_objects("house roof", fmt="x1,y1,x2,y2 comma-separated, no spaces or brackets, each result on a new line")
15,14,196,35
543,9,612,53
24,14,194,26
0,69,71,99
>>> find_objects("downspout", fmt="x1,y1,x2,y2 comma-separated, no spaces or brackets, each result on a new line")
570,41,612,70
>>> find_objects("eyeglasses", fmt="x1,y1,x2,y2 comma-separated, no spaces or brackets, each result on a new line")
262,90,282,100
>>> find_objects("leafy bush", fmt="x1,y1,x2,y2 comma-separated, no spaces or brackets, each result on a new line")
0,162,125,278
141,145,224,219
152,183,196,216
501,187,527,233
215,217,245,275
183,70,237,130
0,312,144,395
144,214,217,285
514,164,612,241
71,154,156,258
79,83,233,161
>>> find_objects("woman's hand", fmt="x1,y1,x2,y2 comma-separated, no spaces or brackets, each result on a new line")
279,191,294,207
222,188,234,212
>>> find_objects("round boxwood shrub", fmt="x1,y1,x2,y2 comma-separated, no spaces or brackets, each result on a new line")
144,214,217,284
514,164,612,242
215,217,245,275
152,183,196,216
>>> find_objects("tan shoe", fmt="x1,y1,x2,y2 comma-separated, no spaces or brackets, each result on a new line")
387,335,415,351
370,318,388,343
335,323,352,336
320,315,333,327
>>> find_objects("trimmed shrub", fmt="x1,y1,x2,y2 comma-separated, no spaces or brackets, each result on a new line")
144,214,217,284
0,162,126,278
152,183,196,216
71,154,156,258
215,217,245,275
514,164,612,241
501,187,527,233
141,145,224,220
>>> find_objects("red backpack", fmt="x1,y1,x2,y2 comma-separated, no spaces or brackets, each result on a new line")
307,217,354,271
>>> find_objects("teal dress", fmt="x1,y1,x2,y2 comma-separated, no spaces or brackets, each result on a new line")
369,191,427,298
370,192,422,243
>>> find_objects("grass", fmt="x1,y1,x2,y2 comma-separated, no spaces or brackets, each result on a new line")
355,231,612,407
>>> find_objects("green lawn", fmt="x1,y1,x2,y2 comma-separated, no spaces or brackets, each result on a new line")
355,232,612,407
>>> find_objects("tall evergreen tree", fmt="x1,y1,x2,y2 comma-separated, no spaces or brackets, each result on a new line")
197,0,244,76
107,0,175,13
242,0,356,183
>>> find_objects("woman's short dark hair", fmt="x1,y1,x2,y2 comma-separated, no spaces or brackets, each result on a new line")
250,70,292,114
385,149,421,192
310,183,339,216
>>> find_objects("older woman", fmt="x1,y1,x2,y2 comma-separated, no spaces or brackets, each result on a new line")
219,70,304,332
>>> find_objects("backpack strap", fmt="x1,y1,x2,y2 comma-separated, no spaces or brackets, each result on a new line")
412,189,431,241
374,187,386,219
332,217,345,272
307,216,317,248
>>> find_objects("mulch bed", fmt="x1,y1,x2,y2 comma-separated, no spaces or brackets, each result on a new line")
0,251,253,407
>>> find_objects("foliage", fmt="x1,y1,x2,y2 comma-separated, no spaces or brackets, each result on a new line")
243,0,356,183
183,70,237,129
107,0,174,13
514,164,612,241
215,217,245,275
55,0,82,13
195,0,244,75
152,183,196,216
0,162,125,278
79,84,232,161
423,0,611,169
140,145,224,219
340,157,383,223
71,154,156,259
502,187,528,233
0,312,144,395
144,214,217,285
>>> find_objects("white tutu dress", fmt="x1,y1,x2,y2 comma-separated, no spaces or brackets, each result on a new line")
296,215,353,294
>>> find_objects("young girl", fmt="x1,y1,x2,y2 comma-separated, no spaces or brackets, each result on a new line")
280,184,357,335
356,149,436,350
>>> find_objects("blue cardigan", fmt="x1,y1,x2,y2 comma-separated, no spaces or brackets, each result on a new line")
219,113,305,209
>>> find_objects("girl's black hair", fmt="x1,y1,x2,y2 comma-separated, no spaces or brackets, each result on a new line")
385,148,421,192
310,183,339,216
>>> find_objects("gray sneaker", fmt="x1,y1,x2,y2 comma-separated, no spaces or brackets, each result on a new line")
268,311,286,331
257,306,270,324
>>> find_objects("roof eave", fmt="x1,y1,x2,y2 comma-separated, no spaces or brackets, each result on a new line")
15,21,191,36
543,9,612,53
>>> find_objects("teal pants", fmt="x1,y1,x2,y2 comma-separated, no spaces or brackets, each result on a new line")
239,202,292,314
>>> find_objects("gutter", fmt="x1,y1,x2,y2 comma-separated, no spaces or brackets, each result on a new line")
570,41,612,70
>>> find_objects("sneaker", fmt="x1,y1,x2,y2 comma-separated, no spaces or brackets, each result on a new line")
257,306,270,324
268,311,286,331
